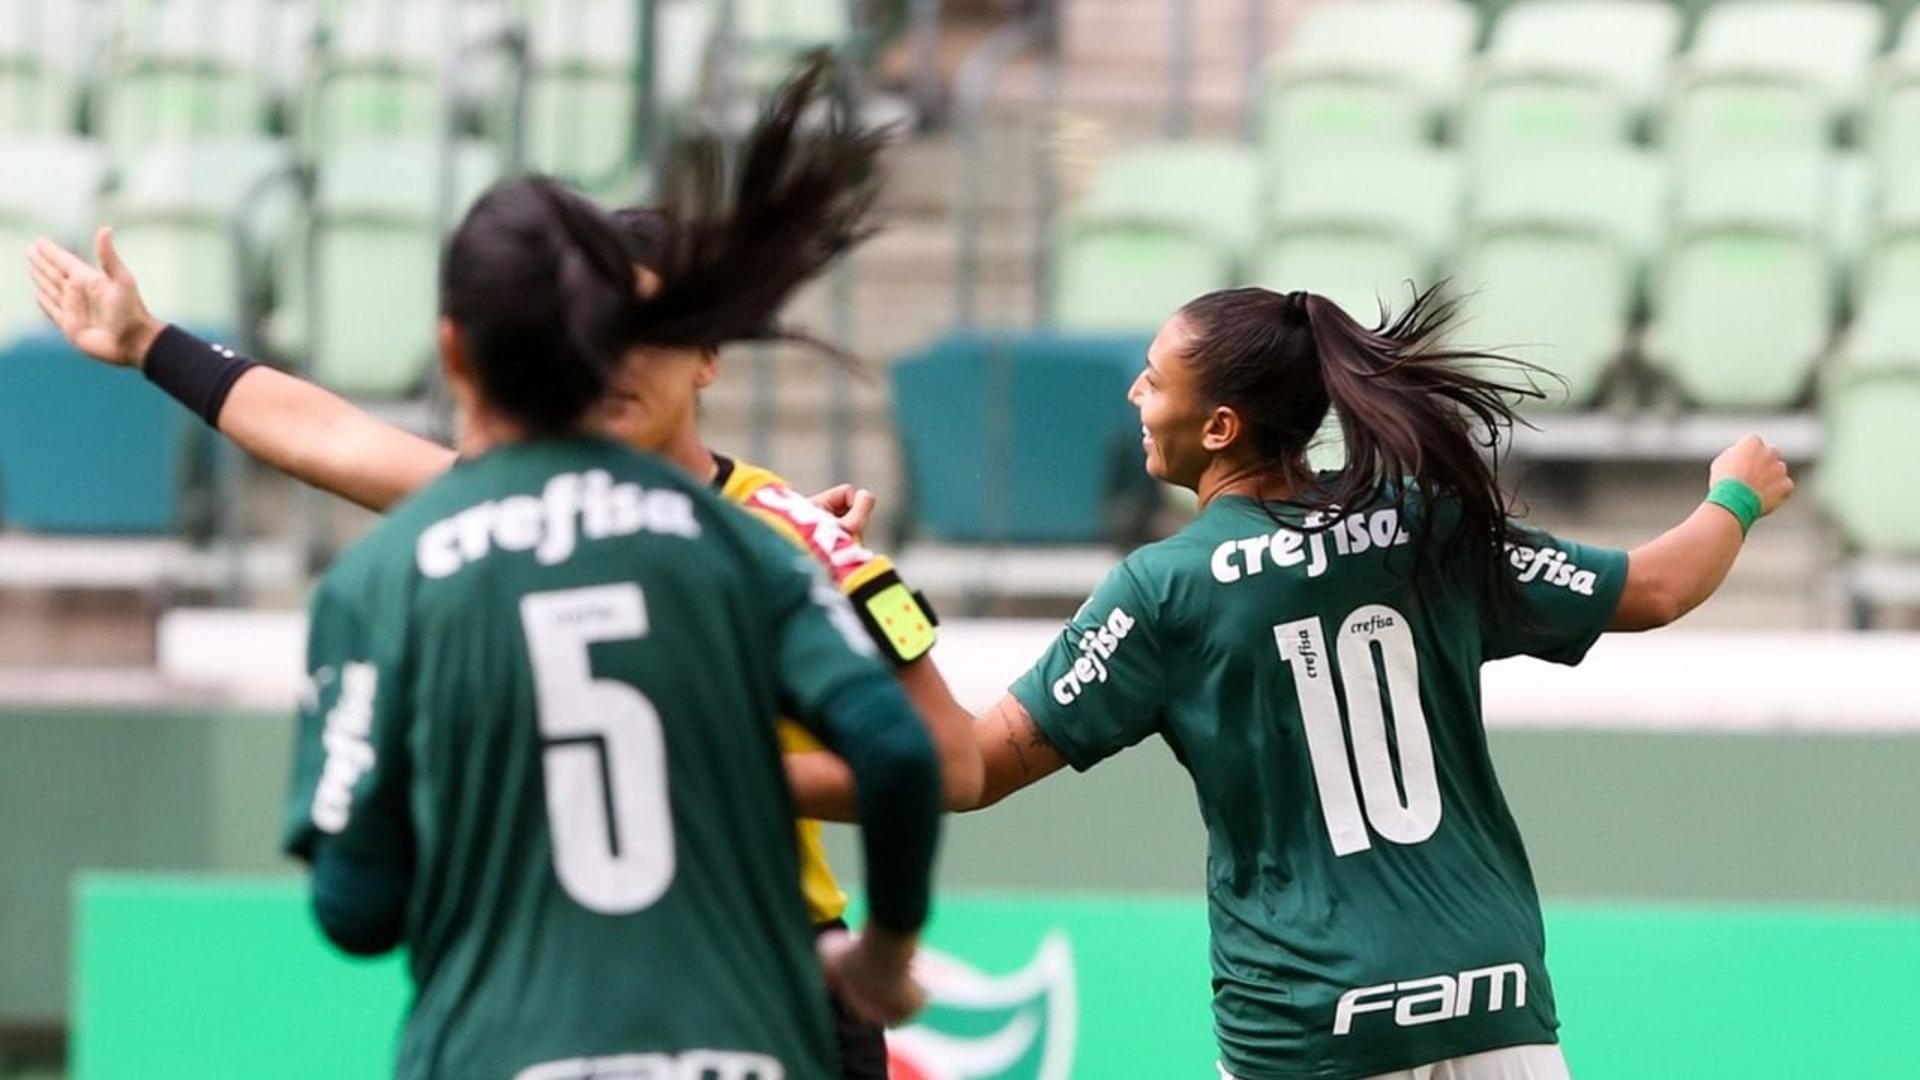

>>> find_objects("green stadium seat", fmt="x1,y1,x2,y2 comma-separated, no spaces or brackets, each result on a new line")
1079,142,1262,260
1666,74,1830,164
1842,233,1920,368
300,0,511,155
98,0,311,161
104,137,296,333
1463,74,1634,163
890,330,1158,545
1455,154,1647,408
1821,367,1920,553
1257,0,1475,164
1483,0,1682,113
1266,147,1461,261
0,135,105,344
1691,0,1883,115
1648,153,1835,409
1253,148,1459,323
1279,0,1477,110
1868,15,1920,181
733,0,855,91
1258,72,1428,164
1466,147,1668,264
1841,162,1920,368
1053,220,1233,333
522,0,657,197
1250,232,1427,329
0,0,92,133
271,137,501,398
0,332,197,533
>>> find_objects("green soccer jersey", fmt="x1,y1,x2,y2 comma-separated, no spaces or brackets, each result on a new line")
285,437,891,1080
1010,491,1629,1080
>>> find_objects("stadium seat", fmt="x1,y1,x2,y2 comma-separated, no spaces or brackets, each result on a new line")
0,0,93,134
522,0,656,196
0,333,196,533
1821,366,1920,553
1078,141,1261,261
1257,0,1474,163
1053,219,1233,334
1252,148,1457,321
732,0,855,92
1466,0,1680,163
1482,0,1682,113
890,330,1158,545
300,0,512,155
1665,74,1830,165
104,137,297,334
1869,17,1920,177
1690,0,1883,115
1250,232,1427,329
1841,160,1920,368
1258,71,1428,163
1455,154,1647,408
1647,153,1835,409
1277,0,1477,112
272,138,501,398
0,135,106,345
97,0,312,161
1462,74,1634,163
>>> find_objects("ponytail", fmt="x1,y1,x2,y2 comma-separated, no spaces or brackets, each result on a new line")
1179,283,1551,612
439,52,889,434
442,177,644,435
621,51,887,360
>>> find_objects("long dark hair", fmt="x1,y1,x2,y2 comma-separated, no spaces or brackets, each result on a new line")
614,52,885,359
441,178,640,434
1176,284,1547,611
439,53,886,434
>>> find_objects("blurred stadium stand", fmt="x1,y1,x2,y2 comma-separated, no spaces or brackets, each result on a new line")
0,0,1909,624
1,3,1919,1076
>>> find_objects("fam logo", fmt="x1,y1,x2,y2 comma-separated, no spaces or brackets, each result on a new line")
888,933,1077,1080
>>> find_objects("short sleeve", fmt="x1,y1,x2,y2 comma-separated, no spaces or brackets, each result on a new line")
1009,563,1167,771
1482,524,1630,665
283,572,415,865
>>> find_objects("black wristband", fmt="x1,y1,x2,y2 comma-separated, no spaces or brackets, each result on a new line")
142,324,260,428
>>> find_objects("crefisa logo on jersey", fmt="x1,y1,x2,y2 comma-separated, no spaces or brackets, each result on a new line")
1050,608,1137,705
887,933,1077,1080
1503,542,1599,596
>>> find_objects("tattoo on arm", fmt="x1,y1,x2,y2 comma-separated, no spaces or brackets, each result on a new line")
1002,709,1057,781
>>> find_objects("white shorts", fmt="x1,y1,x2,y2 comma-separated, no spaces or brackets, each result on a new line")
1219,1043,1571,1080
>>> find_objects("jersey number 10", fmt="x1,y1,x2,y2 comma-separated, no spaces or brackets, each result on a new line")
1274,604,1442,856
521,584,676,914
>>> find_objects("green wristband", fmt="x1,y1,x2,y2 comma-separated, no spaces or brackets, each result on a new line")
1706,478,1764,536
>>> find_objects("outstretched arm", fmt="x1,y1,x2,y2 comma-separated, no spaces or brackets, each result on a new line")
27,230,454,512
786,654,987,817
1610,435,1795,631
788,683,1065,820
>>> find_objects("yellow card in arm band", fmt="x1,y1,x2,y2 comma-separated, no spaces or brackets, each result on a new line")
864,581,937,663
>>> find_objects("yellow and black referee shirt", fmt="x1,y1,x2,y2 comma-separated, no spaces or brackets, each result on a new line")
714,454,926,926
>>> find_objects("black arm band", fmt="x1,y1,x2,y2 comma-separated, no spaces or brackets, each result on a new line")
142,324,260,428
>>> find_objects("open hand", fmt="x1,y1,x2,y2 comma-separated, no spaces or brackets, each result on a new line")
24,228,165,368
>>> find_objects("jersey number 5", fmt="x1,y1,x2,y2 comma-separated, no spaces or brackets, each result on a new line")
1274,604,1441,856
521,584,675,914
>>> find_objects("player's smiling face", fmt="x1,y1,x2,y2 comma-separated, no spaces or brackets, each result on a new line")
1130,315,1217,489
